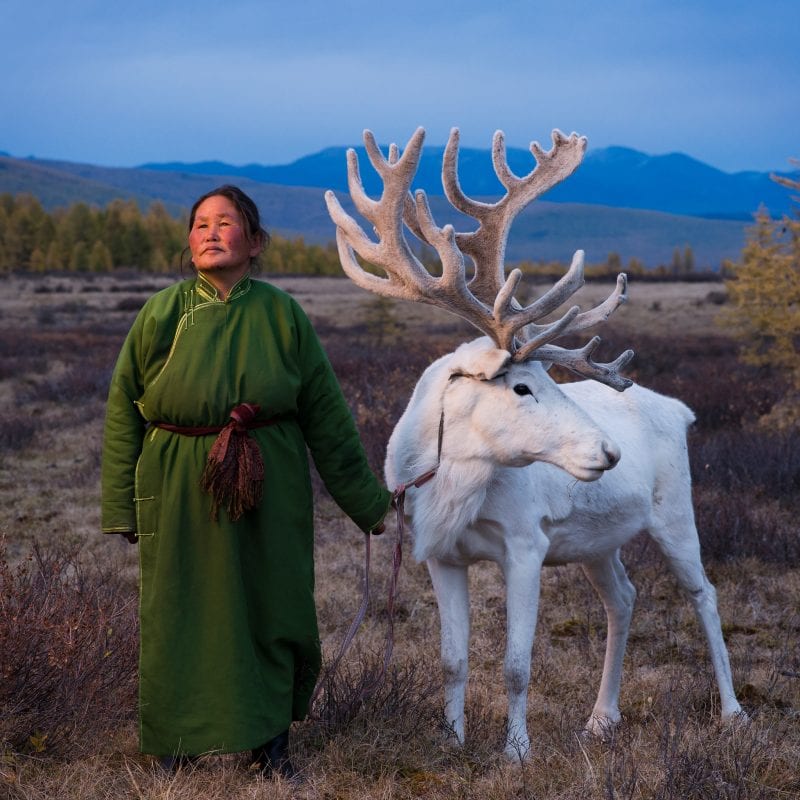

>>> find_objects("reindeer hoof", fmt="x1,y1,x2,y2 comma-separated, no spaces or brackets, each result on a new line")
722,708,751,727
583,713,620,741
439,724,464,750
503,737,531,763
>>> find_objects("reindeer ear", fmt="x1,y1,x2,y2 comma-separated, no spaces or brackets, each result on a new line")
450,339,511,381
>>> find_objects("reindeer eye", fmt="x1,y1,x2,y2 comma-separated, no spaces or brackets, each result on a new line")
513,383,533,397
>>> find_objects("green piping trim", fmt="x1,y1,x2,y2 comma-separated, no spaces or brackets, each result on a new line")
134,456,157,537
146,297,215,392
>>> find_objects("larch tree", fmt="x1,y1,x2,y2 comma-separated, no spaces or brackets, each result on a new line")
722,164,800,429
89,240,114,272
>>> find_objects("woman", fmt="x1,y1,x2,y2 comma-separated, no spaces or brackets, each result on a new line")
101,185,391,778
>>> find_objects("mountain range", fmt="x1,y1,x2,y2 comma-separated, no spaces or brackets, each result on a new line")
2,143,797,270
141,145,796,221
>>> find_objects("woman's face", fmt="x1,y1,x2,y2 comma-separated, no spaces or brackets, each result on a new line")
188,195,262,277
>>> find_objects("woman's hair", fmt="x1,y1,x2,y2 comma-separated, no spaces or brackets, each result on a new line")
183,184,271,273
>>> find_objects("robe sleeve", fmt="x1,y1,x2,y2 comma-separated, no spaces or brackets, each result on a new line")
101,311,148,534
293,302,391,533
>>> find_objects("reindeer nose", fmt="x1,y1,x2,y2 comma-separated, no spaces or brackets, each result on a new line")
603,440,621,468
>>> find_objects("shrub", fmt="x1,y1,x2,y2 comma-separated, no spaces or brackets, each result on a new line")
694,488,800,565
690,429,800,565
0,414,39,453
309,650,441,740
114,297,146,312
691,429,800,501
322,331,456,475
0,540,138,757
15,363,113,404
302,649,444,776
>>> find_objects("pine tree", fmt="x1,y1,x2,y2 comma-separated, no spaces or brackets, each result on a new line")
626,257,645,276
683,245,695,274
69,241,90,271
45,240,66,270
29,247,47,272
88,240,114,272
670,247,683,276
145,201,183,271
101,200,128,266
119,202,151,268
722,167,800,429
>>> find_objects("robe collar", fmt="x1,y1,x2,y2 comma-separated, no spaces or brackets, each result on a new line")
196,271,252,303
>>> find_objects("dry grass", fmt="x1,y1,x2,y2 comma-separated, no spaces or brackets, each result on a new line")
1,272,798,799
0,541,138,758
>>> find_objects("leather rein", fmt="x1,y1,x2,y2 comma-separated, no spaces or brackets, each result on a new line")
309,410,444,714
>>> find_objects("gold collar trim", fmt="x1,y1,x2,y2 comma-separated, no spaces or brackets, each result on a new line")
195,272,252,302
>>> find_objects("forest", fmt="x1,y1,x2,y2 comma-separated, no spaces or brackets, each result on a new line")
0,192,709,280
0,194,343,276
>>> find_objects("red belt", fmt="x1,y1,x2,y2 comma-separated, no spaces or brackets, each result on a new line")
152,408,282,436
152,403,281,522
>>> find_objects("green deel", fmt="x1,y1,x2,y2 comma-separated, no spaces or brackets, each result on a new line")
102,273,390,756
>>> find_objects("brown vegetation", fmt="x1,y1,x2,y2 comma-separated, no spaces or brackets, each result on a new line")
0,541,137,757
0,273,798,799
0,193,345,275
721,170,800,430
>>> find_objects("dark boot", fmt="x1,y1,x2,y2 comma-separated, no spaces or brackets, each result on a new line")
158,754,198,774
251,730,300,781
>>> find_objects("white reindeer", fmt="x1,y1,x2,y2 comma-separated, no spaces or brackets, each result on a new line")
325,127,744,760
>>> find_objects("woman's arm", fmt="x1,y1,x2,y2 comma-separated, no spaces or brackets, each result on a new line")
293,303,392,533
101,317,147,535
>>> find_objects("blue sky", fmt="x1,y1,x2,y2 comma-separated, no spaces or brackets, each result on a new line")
3,0,798,173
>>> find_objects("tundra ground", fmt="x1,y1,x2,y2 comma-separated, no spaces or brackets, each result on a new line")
1,272,798,799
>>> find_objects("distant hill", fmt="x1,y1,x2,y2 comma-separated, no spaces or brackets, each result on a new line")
419,196,745,271
4,142,791,269
140,144,798,220
0,156,158,211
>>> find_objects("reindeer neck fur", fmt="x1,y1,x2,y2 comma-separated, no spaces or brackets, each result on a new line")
386,344,508,562
412,454,497,562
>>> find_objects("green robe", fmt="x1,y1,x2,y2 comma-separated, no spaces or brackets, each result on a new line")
101,273,390,756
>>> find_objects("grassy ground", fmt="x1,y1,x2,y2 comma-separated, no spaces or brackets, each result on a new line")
1,272,798,799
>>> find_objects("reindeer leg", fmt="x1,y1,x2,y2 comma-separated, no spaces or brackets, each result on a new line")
649,518,744,722
426,557,470,746
501,546,546,761
580,552,637,737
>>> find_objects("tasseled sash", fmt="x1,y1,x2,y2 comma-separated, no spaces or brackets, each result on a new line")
153,403,279,522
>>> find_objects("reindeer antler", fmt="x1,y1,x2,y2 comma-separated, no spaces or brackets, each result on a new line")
325,127,502,338
325,127,634,391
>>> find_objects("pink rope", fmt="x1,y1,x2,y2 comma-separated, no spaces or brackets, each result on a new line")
308,469,436,715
